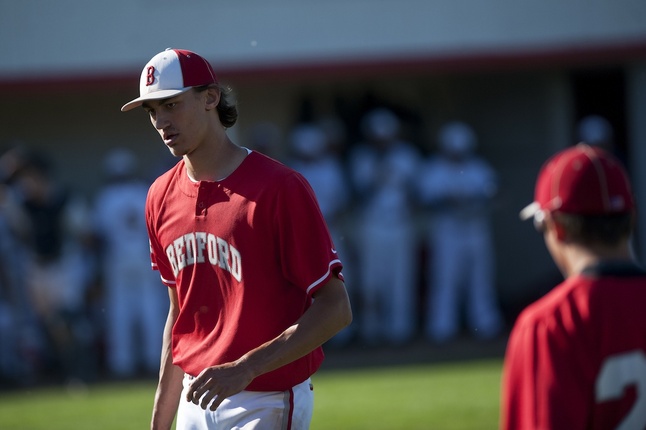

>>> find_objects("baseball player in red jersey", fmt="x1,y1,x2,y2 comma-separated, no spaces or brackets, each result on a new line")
121,48,352,430
501,143,646,429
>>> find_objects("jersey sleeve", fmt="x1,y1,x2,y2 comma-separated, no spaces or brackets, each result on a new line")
274,171,343,296
145,184,176,288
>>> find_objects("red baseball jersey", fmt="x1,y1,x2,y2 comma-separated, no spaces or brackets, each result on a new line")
501,262,646,430
145,150,343,391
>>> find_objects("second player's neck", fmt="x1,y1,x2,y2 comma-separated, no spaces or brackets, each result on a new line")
562,241,633,278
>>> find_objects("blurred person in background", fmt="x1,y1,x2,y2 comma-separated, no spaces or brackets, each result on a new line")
576,114,614,150
575,114,627,166
93,148,166,379
287,121,356,346
417,121,503,344
348,107,421,345
0,146,36,386
0,204,18,385
13,149,96,384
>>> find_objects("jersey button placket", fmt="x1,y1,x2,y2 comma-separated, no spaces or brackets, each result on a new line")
196,184,207,217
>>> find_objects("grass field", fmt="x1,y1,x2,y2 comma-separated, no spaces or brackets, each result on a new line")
0,358,503,430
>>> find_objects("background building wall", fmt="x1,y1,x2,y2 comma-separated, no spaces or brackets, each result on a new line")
1,0,645,78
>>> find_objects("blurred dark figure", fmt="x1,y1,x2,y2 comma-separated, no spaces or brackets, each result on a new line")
13,150,96,384
575,114,628,169
576,114,614,150
0,146,39,387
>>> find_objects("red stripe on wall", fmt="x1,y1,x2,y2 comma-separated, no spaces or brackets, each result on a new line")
1,39,645,94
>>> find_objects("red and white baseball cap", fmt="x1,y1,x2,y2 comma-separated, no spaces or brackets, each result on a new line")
121,48,218,112
520,143,634,221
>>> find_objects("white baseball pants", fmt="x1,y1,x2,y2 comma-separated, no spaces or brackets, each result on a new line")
176,375,314,430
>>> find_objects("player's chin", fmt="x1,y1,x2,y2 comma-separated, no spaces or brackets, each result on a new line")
167,146,188,158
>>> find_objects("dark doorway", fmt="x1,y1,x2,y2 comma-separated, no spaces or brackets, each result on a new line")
570,67,627,157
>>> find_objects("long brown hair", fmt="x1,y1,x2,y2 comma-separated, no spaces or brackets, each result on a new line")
195,83,238,128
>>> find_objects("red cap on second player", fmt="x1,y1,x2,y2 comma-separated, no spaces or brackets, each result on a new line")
520,143,634,220
121,48,218,112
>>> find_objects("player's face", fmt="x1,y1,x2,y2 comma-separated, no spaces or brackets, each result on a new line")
142,90,212,157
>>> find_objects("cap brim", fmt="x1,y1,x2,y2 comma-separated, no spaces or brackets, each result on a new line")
120,87,192,112
519,201,540,221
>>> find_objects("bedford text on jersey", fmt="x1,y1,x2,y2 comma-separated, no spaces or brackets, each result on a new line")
165,232,242,281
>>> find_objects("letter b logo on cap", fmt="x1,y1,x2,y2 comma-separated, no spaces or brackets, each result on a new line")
146,66,156,86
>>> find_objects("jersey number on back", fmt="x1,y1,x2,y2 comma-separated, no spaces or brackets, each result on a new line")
596,350,646,430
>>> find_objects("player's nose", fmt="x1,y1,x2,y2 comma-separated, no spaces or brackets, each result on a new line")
152,112,171,131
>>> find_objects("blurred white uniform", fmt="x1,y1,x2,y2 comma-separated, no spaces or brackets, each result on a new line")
289,124,350,236
349,109,421,345
288,123,355,345
94,149,165,377
417,122,503,343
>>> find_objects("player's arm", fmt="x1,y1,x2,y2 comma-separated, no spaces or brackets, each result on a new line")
151,287,184,430
186,275,352,411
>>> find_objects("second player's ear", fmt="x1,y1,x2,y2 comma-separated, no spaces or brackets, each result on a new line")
543,211,567,242
553,218,567,242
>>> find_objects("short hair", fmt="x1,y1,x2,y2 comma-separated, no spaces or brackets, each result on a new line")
554,211,634,247
195,83,238,128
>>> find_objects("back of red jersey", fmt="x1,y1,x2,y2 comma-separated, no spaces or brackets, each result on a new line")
501,263,646,430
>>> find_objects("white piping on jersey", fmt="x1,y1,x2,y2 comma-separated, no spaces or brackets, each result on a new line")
160,275,176,286
307,259,342,295
152,262,177,285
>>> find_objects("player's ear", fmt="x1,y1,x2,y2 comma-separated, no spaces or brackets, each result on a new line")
554,222,567,241
204,86,221,111
549,214,568,242
543,211,567,242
